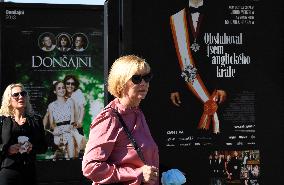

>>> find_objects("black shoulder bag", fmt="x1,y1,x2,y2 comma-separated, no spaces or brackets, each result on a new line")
104,108,145,185
112,109,146,163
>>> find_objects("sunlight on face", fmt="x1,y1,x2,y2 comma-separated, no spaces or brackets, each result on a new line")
65,79,76,93
122,69,150,105
10,86,26,110
54,82,66,97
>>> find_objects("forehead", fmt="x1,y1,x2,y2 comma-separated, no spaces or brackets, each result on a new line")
66,78,75,82
56,82,65,88
11,86,22,93
43,36,51,41
135,68,149,75
130,64,150,76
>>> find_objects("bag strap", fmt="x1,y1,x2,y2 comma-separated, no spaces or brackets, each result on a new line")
0,116,3,137
111,108,146,164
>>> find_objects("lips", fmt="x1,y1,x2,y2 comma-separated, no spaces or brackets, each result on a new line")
138,89,147,93
66,87,74,92
18,100,25,104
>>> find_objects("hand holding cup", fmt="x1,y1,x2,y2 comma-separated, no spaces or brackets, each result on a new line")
18,136,31,154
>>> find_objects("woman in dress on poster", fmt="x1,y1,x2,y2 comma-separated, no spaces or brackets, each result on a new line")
47,81,83,158
63,75,86,153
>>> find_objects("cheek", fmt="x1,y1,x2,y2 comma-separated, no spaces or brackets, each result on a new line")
10,99,17,107
122,83,134,96
129,88,137,94
130,86,141,95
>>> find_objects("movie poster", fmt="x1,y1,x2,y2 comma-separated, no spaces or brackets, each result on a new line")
155,2,261,184
104,0,277,184
1,4,104,162
164,0,258,150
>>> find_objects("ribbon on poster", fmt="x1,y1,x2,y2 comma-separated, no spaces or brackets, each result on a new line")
170,9,220,133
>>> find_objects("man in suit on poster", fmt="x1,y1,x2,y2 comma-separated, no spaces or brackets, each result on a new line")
168,0,227,136
73,34,87,52
227,151,242,181
40,34,56,52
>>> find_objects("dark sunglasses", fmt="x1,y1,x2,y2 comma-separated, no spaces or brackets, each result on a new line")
131,73,153,84
66,82,75,86
11,91,27,98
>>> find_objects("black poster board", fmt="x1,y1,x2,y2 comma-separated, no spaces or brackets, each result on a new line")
0,3,104,184
105,0,283,185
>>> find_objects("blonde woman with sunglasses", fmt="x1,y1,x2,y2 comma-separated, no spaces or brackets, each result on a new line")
0,83,47,185
82,55,159,185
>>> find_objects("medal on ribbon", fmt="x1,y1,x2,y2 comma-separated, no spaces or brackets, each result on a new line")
187,8,203,52
190,39,200,52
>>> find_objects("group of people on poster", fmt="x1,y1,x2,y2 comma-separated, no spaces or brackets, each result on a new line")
208,151,260,185
43,74,86,159
39,32,88,52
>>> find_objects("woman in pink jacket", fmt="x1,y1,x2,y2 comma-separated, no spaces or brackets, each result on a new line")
82,55,159,185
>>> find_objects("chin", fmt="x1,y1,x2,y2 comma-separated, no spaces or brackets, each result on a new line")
17,105,26,109
138,95,147,99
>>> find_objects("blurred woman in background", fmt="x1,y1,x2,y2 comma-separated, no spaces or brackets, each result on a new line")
0,83,47,185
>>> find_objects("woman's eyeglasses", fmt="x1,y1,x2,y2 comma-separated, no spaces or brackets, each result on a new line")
66,82,75,86
11,91,27,98
131,73,153,84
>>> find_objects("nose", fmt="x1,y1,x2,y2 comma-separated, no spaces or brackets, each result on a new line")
18,94,25,98
140,79,149,86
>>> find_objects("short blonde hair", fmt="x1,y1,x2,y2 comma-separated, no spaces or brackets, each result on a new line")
0,83,34,117
107,55,151,98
